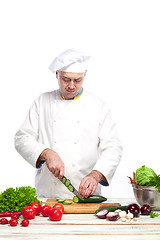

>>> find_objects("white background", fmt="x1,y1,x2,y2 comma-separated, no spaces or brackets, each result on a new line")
0,0,160,198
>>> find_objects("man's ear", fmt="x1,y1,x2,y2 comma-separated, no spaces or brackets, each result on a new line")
56,71,58,79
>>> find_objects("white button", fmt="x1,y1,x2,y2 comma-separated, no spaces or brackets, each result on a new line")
72,163,75,167
74,142,77,144
54,141,57,144
53,120,56,122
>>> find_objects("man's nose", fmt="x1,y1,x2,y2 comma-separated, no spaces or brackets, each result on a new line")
68,80,75,89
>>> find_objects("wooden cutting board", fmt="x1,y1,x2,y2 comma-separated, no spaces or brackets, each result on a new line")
46,199,121,214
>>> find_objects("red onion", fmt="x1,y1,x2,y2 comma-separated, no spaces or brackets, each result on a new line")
106,212,119,221
141,204,152,215
95,209,109,219
126,203,140,217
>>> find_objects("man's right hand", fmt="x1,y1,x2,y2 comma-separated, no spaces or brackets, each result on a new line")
37,148,64,179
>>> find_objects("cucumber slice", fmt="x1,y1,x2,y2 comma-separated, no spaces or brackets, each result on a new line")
61,176,67,184
68,184,74,192
56,199,65,203
62,200,72,205
73,196,79,203
65,179,71,187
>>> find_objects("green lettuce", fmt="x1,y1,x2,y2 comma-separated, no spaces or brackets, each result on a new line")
0,186,42,212
135,165,157,186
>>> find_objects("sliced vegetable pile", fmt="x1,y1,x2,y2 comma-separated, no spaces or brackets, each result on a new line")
0,186,42,212
95,203,160,222
128,165,160,192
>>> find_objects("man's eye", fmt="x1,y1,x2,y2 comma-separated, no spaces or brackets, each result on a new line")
63,78,70,82
75,79,82,83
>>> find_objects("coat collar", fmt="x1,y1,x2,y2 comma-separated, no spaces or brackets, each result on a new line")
59,87,84,100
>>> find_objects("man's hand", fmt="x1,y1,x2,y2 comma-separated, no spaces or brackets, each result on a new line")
79,170,104,198
37,148,64,179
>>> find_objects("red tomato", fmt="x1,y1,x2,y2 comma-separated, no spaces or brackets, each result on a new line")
9,218,18,226
49,208,62,221
53,203,64,214
30,202,42,215
41,205,52,217
21,219,30,227
22,206,35,219
0,218,8,224
11,214,19,219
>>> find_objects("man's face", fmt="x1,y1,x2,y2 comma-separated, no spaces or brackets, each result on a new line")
56,71,86,100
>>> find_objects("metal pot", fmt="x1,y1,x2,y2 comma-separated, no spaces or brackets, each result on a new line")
132,184,160,210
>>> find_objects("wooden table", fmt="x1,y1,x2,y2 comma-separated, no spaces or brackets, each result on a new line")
0,198,160,240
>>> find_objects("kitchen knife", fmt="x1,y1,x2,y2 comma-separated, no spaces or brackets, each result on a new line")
60,175,84,200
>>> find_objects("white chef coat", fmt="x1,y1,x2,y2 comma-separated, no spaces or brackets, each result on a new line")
14,89,122,198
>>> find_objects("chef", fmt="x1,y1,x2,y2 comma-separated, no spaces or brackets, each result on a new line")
14,48,123,199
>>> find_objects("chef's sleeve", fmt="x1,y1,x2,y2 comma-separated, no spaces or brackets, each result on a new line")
14,98,48,168
92,104,123,185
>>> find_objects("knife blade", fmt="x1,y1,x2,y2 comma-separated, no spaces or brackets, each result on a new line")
60,175,84,200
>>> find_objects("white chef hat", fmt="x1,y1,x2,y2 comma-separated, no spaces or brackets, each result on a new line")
49,48,91,73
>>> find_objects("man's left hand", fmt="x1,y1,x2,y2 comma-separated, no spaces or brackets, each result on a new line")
79,170,104,198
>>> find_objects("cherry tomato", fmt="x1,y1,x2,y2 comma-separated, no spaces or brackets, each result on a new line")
41,205,52,217
49,208,63,221
11,214,19,219
0,218,8,224
53,203,64,214
21,219,30,227
9,218,18,226
30,202,42,215
22,206,35,219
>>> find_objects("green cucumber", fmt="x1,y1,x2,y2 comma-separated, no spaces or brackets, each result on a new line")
61,176,74,192
61,176,67,184
62,200,72,205
65,179,71,187
73,195,107,203
68,184,74,192
56,199,65,203
56,199,72,205
95,205,127,214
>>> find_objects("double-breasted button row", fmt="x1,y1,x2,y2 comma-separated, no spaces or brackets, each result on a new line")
53,119,79,144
